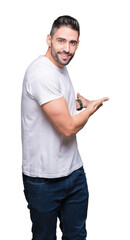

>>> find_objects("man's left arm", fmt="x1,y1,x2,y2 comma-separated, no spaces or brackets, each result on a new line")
76,93,90,110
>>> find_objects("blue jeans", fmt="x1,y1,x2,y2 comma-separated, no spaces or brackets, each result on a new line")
23,166,89,240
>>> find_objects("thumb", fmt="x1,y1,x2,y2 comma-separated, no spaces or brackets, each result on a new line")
77,93,80,98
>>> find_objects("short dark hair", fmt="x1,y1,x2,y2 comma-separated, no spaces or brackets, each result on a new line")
50,15,80,38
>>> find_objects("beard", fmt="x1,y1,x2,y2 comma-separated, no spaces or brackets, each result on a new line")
51,43,75,66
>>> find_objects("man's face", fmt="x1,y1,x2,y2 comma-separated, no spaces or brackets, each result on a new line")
48,26,79,68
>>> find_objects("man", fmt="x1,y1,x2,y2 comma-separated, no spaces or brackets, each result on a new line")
21,15,109,240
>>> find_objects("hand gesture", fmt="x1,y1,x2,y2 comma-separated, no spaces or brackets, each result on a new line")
86,97,109,117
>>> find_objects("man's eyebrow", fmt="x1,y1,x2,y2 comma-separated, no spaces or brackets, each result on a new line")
56,37,78,43
56,37,66,41
70,40,78,44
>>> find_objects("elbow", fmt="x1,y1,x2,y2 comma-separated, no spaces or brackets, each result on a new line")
63,131,75,137
55,118,77,137
61,123,76,137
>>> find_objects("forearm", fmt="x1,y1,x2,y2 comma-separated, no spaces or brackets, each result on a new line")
68,108,90,136
68,97,109,136
42,96,109,137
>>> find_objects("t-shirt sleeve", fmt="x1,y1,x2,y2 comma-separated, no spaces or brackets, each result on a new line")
26,70,63,106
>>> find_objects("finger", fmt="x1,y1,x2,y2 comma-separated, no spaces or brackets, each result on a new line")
91,99,102,106
101,97,109,102
90,97,108,105
93,97,109,106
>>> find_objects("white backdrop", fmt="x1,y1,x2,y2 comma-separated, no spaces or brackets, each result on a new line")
0,0,130,239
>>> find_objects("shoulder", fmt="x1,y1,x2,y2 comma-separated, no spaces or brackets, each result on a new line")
25,56,58,84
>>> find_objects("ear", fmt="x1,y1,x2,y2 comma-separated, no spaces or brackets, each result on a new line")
46,34,52,48
76,40,80,50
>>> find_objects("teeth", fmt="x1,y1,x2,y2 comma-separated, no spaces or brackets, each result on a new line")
61,54,69,58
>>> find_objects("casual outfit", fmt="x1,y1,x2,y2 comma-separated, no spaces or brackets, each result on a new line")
21,56,89,240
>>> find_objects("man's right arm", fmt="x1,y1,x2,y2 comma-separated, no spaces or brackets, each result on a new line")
41,96,109,137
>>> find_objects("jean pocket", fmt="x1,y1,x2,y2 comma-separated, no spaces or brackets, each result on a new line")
24,175,51,186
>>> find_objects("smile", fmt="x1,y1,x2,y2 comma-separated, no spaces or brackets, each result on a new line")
59,53,71,60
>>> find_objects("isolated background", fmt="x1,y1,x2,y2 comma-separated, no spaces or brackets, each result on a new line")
0,0,130,239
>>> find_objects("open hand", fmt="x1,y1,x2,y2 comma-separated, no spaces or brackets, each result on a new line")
86,97,109,116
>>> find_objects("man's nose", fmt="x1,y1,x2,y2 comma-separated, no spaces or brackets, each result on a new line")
64,42,70,53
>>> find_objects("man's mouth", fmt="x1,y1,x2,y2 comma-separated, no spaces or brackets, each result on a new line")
58,52,72,60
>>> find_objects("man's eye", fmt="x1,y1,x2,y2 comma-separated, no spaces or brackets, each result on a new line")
58,39,64,43
70,41,77,46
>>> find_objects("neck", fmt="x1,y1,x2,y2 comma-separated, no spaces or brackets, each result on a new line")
45,48,64,69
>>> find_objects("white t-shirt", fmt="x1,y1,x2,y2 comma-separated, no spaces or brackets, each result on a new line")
21,56,83,178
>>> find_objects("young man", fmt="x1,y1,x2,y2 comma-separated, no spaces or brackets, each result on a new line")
21,15,109,240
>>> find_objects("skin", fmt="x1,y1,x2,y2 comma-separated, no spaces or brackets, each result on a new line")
42,26,109,137
45,26,79,68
